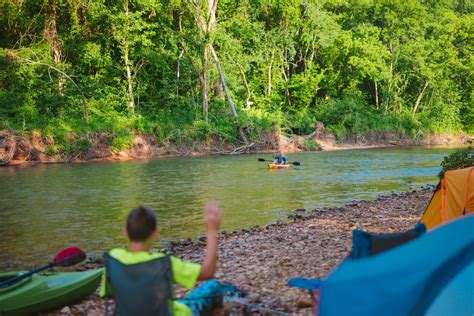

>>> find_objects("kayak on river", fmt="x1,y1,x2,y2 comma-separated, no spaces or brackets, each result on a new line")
0,269,102,316
268,163,290,169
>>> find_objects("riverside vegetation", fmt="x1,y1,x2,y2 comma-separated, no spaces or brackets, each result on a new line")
0,0,472,160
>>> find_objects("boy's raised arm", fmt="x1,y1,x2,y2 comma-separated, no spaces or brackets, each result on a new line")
198,200,222,280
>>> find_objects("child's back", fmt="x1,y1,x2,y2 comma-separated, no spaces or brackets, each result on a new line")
101,202,234,315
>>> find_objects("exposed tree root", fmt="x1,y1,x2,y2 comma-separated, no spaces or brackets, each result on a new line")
0,130,31,165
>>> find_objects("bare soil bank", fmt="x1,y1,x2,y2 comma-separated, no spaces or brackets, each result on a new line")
1,124,472,166
43,187,434,315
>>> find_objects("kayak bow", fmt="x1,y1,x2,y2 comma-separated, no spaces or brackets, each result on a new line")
268,163,290,169
0,269,102,316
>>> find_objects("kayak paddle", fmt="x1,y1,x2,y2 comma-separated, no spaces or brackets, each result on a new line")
258,158,301,166
0,247,86,288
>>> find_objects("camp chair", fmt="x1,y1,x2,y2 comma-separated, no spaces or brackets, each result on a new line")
288,215,474,315
103,252,240,316
350,222,426,259
102,253,174,316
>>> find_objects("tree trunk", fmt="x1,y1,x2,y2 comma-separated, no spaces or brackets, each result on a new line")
413,80,429,114
177,15,184,97
202,44,209,121
188,0,217,122
44,0,64,96
179,41,207,121
177,49,184,97
209,45,237,119
375,80,379,110
281,65,290,105
207,0,246,142
210,45,247,144
281,47,290,105
385,41,395,116
267,51,273,96
207,0,217,29
124,46,135,112
189,0,245,139
309,35,315,69
236,63,251,108
124,1,135,112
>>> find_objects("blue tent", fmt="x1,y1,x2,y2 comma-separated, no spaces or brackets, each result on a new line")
289,215,474,315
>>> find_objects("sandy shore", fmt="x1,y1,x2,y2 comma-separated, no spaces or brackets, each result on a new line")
41,187,434,315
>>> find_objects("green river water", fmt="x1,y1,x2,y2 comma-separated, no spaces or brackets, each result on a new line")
0,147,458,270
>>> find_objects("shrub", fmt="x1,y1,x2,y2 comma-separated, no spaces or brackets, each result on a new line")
192,119,212,141
111,130,134,151
315,94,422,139
440,144,473,174
62,137,92,154
303,139,320,150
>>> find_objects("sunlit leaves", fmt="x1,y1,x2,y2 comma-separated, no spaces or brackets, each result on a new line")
0,0,471,138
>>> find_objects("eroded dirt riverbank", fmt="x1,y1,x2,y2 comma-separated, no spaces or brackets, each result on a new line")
2,126,471,166
43,187,433,315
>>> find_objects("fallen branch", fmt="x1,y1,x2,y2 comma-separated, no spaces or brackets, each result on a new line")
228,141,266,155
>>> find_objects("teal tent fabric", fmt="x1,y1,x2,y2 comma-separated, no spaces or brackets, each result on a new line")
425,261,474,315
290,215,474,316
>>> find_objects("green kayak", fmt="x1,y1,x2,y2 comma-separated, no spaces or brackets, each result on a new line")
0,269,103,316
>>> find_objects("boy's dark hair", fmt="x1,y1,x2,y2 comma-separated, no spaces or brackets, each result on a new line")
126,206,157,241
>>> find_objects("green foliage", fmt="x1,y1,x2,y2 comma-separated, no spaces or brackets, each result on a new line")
287,67,324,109
111,132,134,151
45,145,58,156
62,137,92,154
303,139,321,151
440,144,474,173
0,0,471,155
315,94,424,139
286,109,318,135
191,119,212,141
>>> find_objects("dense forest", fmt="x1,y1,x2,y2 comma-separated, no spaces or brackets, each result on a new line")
0,0,472,152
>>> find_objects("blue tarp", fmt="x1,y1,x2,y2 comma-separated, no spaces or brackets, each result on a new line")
290,215,474,316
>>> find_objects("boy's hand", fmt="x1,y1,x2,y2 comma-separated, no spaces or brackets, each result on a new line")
204,200,222,233
199,200,221,280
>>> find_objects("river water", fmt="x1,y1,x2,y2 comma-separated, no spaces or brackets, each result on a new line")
0,147,457,270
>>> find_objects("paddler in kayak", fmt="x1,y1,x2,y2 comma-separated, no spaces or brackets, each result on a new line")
273,149,289,166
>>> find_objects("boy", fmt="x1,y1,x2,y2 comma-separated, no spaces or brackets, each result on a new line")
101,200,233,315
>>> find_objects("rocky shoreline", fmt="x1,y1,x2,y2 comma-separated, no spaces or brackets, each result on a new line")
43,187,435,315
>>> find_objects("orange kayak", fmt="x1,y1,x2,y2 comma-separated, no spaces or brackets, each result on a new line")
268,163,290,169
